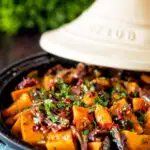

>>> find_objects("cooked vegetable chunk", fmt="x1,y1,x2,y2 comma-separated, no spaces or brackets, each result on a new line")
109,99,128,116
11,86,38,101
125,113,143,134
21,110,44,145
83,91,97,105
2,93,32,117
144,109,150,134
11,116,21,137
43,75,54,90
95,105,112,125
88,142,103,150
122,130,150,150
132,98,146,111
46,129,76,150
141,74,150,84
73,105,89,131
125,82,139,93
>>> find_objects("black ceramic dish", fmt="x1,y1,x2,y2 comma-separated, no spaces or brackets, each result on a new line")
0,52,78,150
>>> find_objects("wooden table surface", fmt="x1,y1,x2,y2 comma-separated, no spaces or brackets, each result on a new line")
0,34,43,70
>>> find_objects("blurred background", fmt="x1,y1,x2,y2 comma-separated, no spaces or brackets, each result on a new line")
0,0,94,69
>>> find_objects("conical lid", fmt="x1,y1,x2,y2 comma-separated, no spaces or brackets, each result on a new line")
40,0,150,71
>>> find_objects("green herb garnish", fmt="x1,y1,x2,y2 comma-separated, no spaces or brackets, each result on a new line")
94,92,109,107
82,129,89,135
73,100,84,107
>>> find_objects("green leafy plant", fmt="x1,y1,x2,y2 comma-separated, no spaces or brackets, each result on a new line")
0,0,94,35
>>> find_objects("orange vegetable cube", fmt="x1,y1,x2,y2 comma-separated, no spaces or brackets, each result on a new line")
11,116,21,137
46,129,76,150
83,91,97,105
88,142,103,150
21,110,44,145
73,105,89,130
11,86,38,102
95,105,112,125
122,130,150,150
2,93,32,117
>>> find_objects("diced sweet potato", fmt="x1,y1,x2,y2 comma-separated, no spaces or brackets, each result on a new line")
46,129,76,150
144,109,150,134
83,91,97,105
21,110,44,145
95,105,112,125
122,130,150,150
141,74,150,84
92,78,110,87
88,142,103,150
73,105,89,131
132,98,146,111
43,75,54,91
109,99,143,134
11,116,21,137
125,113,143,134
109,99,128,116
125,82,139,93
11,86,38,101
2,93,32,117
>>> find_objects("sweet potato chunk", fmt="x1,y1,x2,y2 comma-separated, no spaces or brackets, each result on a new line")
73,105,89,131
88,142,103,150
11,116,21,137
144,109,150,134
125,82,139,93
125,113,143,134
2,93,32,117
109,99,128,116
122,130,150,150
95,105,112,125
43,75,54,91
141,74,150,84
110,99,143,134
11,86,37,102
132,98,146,111
83,91,97,105
21,110,44,145
46,129,76,150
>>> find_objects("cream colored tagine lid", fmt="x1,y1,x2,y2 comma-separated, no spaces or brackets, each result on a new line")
40,0,150,71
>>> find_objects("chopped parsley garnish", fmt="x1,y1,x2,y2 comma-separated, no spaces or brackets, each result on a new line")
134,111,145,125
61,120,68,126
83,85,89,92
94,92,109,107
141,138,148,143
132,92,139,97
56,79,70,98
93,120,97,128
120,91,128,97
73,100,84,107
82,129,89,135
40,88,46,94
127,120,133,129
44,99,56,111
89,107,96,113
90,85,95,91
85,79,89,86
51,116,59,123
93,69,99,77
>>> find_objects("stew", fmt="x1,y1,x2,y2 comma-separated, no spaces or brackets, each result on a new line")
2,63,150,150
